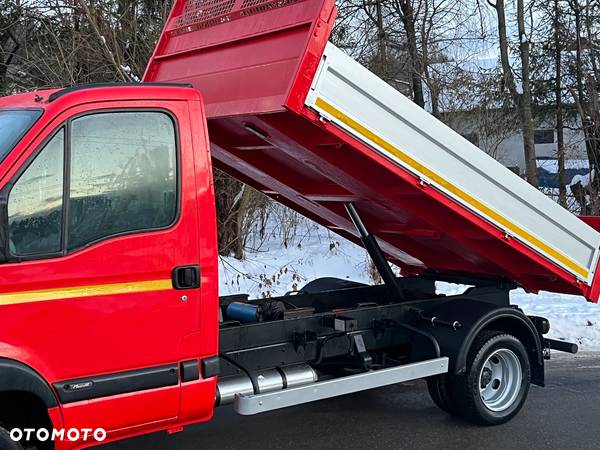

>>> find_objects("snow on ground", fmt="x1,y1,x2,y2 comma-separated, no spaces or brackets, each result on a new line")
511,290,600,350
537,159,589,172
570,169,595,189
219,218,600,351
437,282,600,351
219,221,372,298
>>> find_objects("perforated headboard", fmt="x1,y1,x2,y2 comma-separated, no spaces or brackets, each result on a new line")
145,0,336,118
169,0,308,35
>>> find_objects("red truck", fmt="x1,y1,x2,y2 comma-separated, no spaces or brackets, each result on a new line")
0,0,596,448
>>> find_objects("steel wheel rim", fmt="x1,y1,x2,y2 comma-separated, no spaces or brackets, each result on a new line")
479,348,522,412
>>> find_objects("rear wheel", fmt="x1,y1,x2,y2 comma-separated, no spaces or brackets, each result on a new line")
451,331,531,425
427,374,458,415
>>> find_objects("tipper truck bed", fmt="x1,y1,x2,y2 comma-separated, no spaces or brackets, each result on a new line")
146,0,600,302
0,0,592,449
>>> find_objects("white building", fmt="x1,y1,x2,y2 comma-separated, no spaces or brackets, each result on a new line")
444,109,589,177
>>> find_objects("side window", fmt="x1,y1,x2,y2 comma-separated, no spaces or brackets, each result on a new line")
534,129,555,145
7,130,65,256
68,112,177,250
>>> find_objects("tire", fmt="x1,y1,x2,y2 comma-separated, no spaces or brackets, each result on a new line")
0,426,23,450
427,374,459,415
451,331,531,425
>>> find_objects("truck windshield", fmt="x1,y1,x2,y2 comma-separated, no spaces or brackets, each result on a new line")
0,110,42,163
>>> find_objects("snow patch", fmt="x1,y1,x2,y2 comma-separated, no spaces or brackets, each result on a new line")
437,282,600,351
570,169,594,188
219,221,371,298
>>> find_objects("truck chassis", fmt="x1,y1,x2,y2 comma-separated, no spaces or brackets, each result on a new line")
217,273,549,420
215,205,554,423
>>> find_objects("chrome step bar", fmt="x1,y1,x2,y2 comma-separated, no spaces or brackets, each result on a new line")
233,357,449,415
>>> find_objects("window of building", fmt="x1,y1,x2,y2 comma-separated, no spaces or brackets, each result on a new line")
8,129,65,256
534,129,555,144
68,112,177,250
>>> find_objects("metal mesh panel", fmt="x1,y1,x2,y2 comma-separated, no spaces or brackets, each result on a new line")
171,0,306,34
241,0,270,7
174,0,236,30
240,0,303,17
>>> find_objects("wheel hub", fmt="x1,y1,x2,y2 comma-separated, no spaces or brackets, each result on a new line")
478,348,522,412
480,367,492,388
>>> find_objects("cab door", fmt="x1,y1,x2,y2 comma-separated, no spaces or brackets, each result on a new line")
0,97,203,436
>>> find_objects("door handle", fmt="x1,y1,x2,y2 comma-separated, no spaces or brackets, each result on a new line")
172,265,200,290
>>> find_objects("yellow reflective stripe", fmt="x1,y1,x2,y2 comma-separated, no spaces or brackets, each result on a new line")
0,279,172,306
315,96,589,280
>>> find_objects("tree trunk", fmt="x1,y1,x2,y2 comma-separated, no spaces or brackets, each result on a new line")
398,0,425,108
375,0,387,78
0,32,19,91
516,0,538,186
421,1,439,117
571,0,599,212
494,0,538,186
215,171,246,258
582,0,600,213
554,0,567,207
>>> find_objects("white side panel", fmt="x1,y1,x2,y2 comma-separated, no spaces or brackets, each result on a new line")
305,42,600,284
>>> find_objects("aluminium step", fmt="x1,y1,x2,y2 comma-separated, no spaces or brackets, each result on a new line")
233,357,449,415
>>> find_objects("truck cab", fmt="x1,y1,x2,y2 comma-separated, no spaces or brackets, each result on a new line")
0,85,219,448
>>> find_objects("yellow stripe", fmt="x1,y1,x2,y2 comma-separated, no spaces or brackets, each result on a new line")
315,97,589,280
0,279,173,306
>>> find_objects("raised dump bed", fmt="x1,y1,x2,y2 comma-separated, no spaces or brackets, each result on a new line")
145,0,600,302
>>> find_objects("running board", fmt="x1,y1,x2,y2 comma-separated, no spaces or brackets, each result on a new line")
233,357,449,415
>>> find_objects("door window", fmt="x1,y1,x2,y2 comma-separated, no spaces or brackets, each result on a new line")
7,129,65,256
68,112,177,250
3,110,178,261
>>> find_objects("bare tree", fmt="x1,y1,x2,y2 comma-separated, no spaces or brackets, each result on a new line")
393,0,425,107
554,0,567,206
566,0,600,213
487,0,538,186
